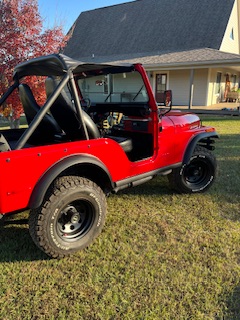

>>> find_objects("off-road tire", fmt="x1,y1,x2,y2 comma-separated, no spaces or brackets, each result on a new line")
0,214,5,225
29,176,106,258
168,146,217,193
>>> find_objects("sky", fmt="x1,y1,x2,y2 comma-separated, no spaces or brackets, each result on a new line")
38,0,134,33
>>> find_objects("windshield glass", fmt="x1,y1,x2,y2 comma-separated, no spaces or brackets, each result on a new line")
78,71,148,103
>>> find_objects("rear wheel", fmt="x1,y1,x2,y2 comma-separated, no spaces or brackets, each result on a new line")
29,176,106,258
168,146,217,193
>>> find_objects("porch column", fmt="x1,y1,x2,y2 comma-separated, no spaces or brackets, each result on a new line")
188,69,195,109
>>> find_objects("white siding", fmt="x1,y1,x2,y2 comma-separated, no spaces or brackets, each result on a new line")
192,69,209,106
168,70,189,105
220,0,239,54
168,69,208,106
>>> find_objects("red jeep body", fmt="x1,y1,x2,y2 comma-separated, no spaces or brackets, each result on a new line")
0,54,217,257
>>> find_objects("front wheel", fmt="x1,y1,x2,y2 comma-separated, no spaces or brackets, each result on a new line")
0,214,5,225
168,146,217,193
29,176,106,258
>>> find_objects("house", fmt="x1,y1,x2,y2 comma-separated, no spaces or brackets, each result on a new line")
64,0,240,107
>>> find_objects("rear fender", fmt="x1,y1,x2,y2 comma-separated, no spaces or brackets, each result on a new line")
183,132,218,165
29,154,113,209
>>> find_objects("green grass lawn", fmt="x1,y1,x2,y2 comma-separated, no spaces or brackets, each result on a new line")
0,116,240,319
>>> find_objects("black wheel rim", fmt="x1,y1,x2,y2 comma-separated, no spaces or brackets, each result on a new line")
183,159,211,189
56,200,95,242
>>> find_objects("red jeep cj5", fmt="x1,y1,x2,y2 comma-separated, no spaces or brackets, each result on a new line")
0,54,218,258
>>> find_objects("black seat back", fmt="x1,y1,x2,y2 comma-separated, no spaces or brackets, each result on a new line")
45,77,100,140
19,84,62,144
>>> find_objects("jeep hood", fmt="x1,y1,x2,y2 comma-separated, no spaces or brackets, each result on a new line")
163,111,201,132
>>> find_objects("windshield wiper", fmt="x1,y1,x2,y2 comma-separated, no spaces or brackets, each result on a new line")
133,85,144,101
105,91,112,102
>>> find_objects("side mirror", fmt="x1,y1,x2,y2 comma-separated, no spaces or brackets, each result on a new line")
164,90,172,107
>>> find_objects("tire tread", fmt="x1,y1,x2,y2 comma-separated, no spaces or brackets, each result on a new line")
29,176,106,258
168,146,217,194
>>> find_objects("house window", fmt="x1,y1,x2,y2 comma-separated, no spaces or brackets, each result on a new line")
215,72,222,94
230,28,234,40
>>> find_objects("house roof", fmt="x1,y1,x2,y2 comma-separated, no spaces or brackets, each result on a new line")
64,0,235,61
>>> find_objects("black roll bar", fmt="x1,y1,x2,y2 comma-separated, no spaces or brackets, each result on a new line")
0,81,19,106
15,73,70,150
15,68,90,150
68,73,89,140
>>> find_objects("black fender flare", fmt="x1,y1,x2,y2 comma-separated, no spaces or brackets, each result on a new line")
29,154,113,209
183,132,218,165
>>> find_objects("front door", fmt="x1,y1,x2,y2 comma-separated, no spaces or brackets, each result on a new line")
155,73,167,103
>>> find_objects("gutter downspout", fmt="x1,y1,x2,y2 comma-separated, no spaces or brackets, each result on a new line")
188,69,195,109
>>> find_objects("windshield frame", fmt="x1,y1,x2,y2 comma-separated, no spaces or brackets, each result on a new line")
76,70,149,105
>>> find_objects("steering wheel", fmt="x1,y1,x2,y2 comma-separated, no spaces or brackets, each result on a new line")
80,98,91,112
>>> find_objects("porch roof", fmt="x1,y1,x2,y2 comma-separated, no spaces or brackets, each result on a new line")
86,48,240,71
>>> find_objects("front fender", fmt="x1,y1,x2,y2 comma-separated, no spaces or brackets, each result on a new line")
183,131,218,165
29,154,113,209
